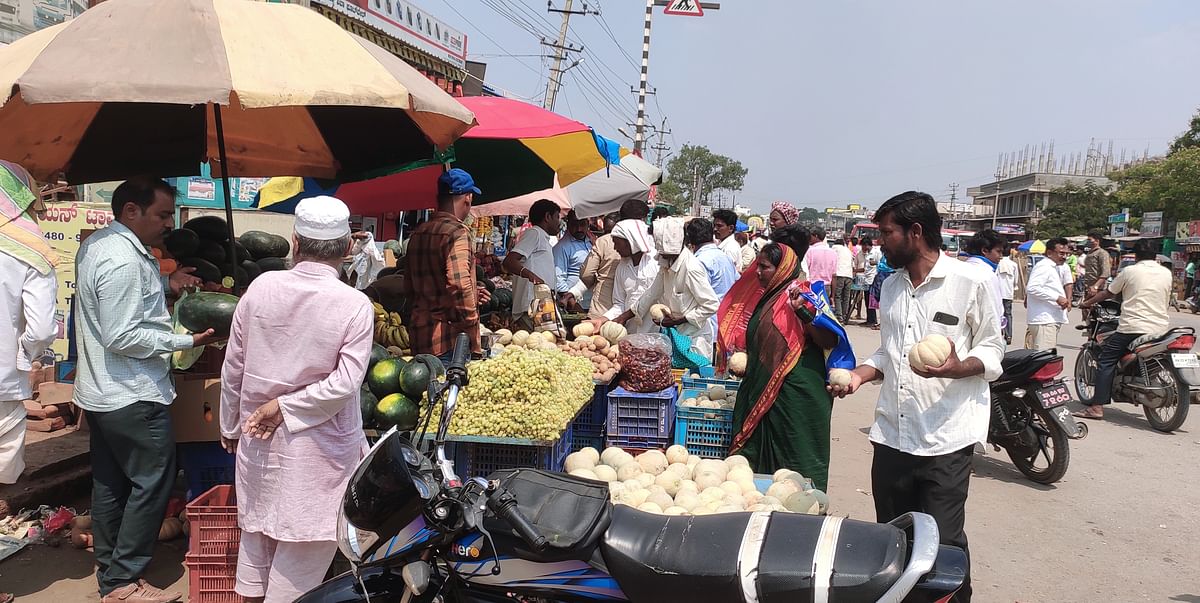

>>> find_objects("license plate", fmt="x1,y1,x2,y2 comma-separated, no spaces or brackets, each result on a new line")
1172,353,1200,368
1037,382,1072,409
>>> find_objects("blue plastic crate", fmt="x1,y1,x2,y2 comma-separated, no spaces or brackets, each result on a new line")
606,386,678,440
450,425,574,479
571,383,610,434
681,375,741,392
605,433,674,453
178,442,236,501
674,405,735,459
570,431,605,454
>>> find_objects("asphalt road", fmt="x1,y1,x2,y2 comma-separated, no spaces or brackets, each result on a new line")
827,303,1200,602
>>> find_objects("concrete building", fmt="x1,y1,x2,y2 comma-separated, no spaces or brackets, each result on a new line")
1,0,84,45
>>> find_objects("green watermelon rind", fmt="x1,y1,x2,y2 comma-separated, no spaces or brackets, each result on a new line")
176,291,239,336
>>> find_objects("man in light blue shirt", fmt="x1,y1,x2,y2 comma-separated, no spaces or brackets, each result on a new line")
686,218,737,337
553,210,592,309
75,176,218,603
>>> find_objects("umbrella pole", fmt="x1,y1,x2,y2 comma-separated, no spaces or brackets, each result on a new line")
212,103,238,282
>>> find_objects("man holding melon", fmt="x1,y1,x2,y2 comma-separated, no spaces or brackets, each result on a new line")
827,191,1005,603
219,195,374,603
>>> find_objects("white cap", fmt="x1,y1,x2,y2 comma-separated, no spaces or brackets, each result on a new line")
294,196,351,240
653,216,686,256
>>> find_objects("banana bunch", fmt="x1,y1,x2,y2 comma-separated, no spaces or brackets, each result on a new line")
372,302,411,353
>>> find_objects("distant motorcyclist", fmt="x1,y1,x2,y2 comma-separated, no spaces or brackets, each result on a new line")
1077,240,1172,420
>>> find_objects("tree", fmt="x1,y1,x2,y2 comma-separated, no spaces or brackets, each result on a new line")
653,180,684,214
798,207,822,224
662,144,747,213
1110,147,1200,223
1169,109,1200,155
1037,181,1119,238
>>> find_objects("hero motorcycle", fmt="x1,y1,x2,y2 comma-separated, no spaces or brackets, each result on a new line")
1074,300,1199,432
297,334,967,603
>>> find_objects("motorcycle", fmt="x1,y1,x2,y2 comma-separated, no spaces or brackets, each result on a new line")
987,349,1087,485
1074,300,1198,432
298,334,967,603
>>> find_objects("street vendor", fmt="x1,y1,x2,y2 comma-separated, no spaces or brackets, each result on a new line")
503,199,562,329
635,216,720,361
219,195,373,603
553,210,592,312
400,168,483,360
570,213,620,318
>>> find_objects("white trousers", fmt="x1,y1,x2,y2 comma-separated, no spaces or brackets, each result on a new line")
234,530,338,602
0,400,26,484
1025,323,1061,351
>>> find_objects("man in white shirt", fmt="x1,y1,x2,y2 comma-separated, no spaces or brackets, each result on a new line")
859,237,883,327
502,199,561,329
1,164,57,489
961,229,1006,335
1077,240,1173,420
635,217,720,361
829,191,1004,603
997,248,1019,345
597,218,658,335
832,236,855,323
712,209,743,271
1024,238,1071,351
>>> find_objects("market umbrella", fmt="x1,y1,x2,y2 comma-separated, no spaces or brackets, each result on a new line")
0,0,475,271
1018,240,1046,254
470,148,662,219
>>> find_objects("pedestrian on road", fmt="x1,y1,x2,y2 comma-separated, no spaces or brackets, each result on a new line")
712,209,743,270
1077,240,1173,420
997,245,1018,345
858,237,882,327
1025,238,1071,351
0,161,57,489
636,217,720,362
400,169,484,361
962,229,1007,334
832,235,854,322
768,201,800,232
801,225,837,289
1186,258,1196,302
75,176,219,603
719,241,850,489
552,210,591,312
570,212,620,318
220,196,373,603
1082,230,1112,298
686,217,737,341
828,191,1005,603
503,199,561,329
769,223,811,267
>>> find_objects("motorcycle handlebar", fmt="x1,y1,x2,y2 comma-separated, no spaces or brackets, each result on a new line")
447,333,470,387
486,488,547,552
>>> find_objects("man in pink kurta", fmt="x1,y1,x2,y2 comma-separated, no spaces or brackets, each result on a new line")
220,196,372,603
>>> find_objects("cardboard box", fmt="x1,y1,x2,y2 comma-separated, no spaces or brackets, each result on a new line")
171,376,222,443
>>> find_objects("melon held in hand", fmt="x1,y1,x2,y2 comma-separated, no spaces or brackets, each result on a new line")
909,334,952,372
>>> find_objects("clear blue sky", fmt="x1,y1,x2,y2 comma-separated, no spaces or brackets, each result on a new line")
432,0,1200,213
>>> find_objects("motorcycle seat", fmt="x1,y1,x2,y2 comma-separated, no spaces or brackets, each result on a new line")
1129,328,1191,351
997,349,1058,381
601,505,906,602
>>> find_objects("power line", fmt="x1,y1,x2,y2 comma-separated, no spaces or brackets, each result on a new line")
567,70,629,129
566,72,624,134
595,10,640,70
435,0,545,78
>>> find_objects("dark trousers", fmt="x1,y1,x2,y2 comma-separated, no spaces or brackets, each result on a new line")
872,443,973,603
833,276,853,321
1089,331,1141,407
86,401,177,595
1002,299,1013,343
866,308,877,326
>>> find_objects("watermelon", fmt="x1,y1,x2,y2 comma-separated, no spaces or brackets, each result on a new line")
195,238,227,265
177,257,222,285
359,387,378,428
492,288,513,311
367,358,407,398
398,361,432,399
240,259,262,284
240,230,291,259
375,393,420,431
369,344,390,368
231,240,252,263
164,229,200,259
256,257,289,272
183,215,229,241
176,291,239,336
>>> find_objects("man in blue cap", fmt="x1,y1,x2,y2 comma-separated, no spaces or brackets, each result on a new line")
400,168,483,360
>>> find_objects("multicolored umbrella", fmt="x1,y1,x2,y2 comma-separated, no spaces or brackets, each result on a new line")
1018,239,1046,254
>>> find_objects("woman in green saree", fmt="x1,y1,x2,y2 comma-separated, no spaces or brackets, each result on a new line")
717,242,854,491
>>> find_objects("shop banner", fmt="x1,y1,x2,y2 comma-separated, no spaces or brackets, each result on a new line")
40,202,115,358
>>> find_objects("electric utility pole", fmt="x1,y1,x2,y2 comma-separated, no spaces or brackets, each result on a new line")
543,0,589,112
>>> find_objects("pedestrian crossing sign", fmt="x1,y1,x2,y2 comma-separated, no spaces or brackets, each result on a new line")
664,0,704,16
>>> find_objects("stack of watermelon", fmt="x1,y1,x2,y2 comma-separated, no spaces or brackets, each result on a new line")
361,346,442,433
162,216,291,290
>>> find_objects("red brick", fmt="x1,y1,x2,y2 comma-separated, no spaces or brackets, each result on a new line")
37,382,74,406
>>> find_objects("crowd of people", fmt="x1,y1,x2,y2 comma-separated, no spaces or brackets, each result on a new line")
0,158,1182,602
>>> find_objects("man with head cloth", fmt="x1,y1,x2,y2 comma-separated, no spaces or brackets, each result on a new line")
220,196,375,603
597,216,659,335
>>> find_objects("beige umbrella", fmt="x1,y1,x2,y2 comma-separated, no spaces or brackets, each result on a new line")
0,0,476,184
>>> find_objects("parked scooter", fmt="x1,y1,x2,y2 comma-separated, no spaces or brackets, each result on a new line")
297,334,967,603
1075,300,1198,432
988,349,1087,484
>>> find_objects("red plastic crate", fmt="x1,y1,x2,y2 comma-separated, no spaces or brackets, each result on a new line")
185,485,242,603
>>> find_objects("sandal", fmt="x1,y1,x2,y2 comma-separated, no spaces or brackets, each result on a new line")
2,593,14,603
1072,409,1104,420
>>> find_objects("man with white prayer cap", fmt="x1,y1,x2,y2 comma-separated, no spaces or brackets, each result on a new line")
635,216,720,361
220,195,374,603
